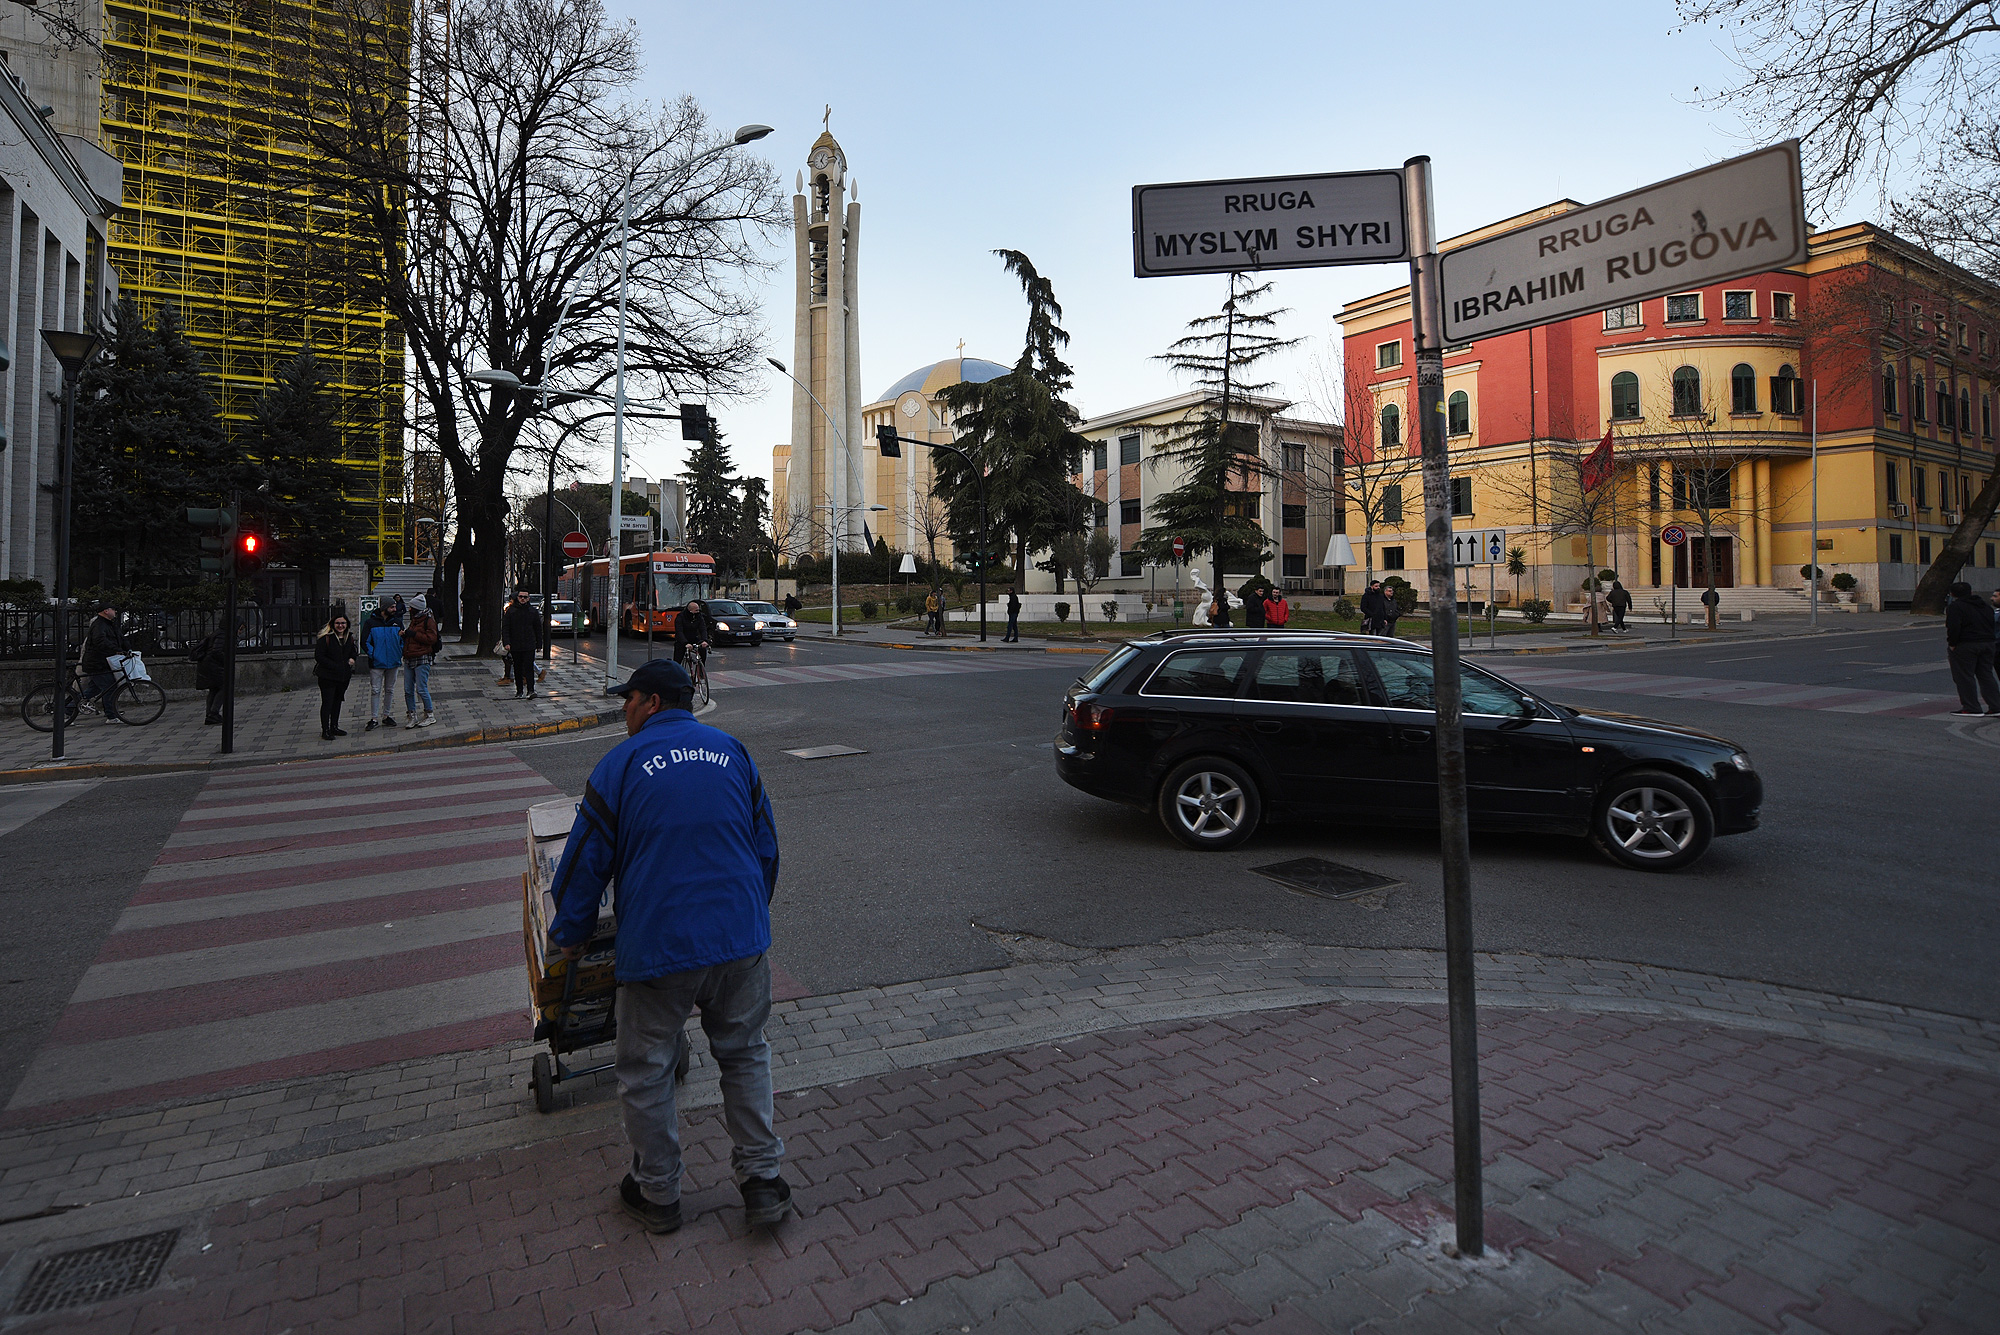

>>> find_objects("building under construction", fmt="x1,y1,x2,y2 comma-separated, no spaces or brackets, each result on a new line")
4,0,413,575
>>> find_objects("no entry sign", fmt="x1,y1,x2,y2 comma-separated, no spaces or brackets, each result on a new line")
560,531,590,559
1438,142,1806,343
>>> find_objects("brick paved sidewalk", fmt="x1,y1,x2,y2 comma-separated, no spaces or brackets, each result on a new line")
0,654,620,780
2,939,1994,1332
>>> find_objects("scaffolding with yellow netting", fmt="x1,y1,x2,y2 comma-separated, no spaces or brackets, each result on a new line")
99,0,409,568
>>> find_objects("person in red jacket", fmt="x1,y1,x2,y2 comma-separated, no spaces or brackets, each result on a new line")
402,594,442,727
1265,590,1291,628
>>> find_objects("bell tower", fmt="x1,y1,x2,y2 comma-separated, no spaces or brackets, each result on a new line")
787,121,864,551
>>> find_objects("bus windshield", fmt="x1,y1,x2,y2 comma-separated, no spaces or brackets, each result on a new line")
654,572,712,607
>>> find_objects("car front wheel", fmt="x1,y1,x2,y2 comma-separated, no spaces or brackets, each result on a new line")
1590,769,1714,871
1157,757,1262,851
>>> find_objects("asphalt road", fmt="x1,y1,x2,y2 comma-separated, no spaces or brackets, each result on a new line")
4,619,1990,1119
517,624,1999,1023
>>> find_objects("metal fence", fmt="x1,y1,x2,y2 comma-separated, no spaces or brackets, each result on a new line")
0,604,333,661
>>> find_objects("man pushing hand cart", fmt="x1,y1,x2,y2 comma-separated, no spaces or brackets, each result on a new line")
541,658,787,1235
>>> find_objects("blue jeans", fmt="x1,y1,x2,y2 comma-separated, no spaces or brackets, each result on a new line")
615,953,782,1205
403,657,433,715
80,669,120,719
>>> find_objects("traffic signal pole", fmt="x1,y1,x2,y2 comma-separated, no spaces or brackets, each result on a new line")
222,491,238,756
877,428,988,642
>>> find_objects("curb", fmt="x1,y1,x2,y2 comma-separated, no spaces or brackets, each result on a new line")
0,706,625,786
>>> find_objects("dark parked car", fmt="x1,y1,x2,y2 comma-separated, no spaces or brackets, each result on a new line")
701,600,765,647
1055,632,1761,871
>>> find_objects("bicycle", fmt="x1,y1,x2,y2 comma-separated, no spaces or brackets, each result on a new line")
688,642,711,708
21,652,168,732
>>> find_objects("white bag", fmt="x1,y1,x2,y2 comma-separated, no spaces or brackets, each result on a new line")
110,652,151,681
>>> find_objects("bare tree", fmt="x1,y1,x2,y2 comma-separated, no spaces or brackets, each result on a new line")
225,0,785,651
1298,348,1418,586
902,492,955,585
770,503,823,582
1678,0,2000,216
1628,372,1805,629
1479,438,1620,620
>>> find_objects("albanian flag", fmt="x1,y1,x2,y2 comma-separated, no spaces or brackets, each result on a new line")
1580,428,1615,491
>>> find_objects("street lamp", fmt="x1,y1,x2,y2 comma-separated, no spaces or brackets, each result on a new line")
41,327,102,762
601,123,772,687
768,356,879,636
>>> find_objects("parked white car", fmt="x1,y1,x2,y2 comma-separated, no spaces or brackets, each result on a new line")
741,601,796,641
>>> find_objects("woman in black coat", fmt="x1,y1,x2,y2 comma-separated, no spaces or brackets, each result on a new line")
315,615,359,740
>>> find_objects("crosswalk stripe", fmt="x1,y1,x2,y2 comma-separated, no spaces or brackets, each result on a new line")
1501,664,1958,717
112,857,524,931
181,773,551,822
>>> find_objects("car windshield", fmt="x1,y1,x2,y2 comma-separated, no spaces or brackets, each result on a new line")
705,600,747,616
551,600,574,613
742,603,777,615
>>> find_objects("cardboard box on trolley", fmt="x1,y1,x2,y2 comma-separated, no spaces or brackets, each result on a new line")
523,797,616,1023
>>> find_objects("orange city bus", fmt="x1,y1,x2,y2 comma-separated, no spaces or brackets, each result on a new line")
558,549,716,636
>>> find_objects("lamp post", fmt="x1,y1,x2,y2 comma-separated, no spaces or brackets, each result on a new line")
767,356,869,636
875,427,990,642
41,327,102,762
598,123,771,688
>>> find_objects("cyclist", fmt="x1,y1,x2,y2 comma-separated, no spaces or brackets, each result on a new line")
78,601,127,723
673,599,711,667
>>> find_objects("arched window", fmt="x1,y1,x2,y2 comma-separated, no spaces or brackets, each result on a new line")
1672,366,1702,417
1731,363,1757,413
1773,364,1801,415
1883,363,1899,415
1962,387,1973,432
1912,373,1927,422
1939,380,1954,427
1447,390,1470,435
1380,403,1401,448
1610,371,1640,420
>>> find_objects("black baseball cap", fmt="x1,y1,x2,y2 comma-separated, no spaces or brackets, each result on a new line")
611,659,694,702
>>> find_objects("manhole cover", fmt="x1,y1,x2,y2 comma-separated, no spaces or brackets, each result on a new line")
12,1229,178,1314
784,745,868,759
1250,857,1401,900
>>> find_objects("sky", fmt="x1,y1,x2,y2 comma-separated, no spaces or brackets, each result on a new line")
588,0,1810,495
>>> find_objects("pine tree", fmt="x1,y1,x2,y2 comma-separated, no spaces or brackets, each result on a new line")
934,251,1088,578
255,350,371,598
70,299,232,587
679,428,740,565
1140,273,1299,595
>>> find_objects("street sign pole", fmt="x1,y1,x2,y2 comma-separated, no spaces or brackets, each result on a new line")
1407,155,1484,1259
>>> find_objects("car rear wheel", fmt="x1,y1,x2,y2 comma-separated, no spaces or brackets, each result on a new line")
1157,757,1261,851
1590,769,1714,871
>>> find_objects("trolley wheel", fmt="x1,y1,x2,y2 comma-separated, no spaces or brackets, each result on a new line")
20,683,73,733
532,1052,555,1114
675,1035,691,1084
116,679,167,726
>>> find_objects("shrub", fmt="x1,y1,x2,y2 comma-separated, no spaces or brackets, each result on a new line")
1100,600,1119,622
894,595,912,613
1597,568,1618,584
1521,598,1552,624
0,577,48,606
1799,564,1824,582
1333,596,1356,620
1831,572,1858,592
1383,579,1417,614
859,600,877,619
1054,601,1071,622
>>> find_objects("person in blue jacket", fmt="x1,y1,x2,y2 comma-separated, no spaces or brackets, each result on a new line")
546,658,787,1234
362,601,404,730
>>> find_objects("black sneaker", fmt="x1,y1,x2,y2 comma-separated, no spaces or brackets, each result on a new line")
740,1175,792,1226
619,1175,681,1234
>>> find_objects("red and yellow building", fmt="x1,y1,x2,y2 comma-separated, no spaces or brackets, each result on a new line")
1339,212,2000,612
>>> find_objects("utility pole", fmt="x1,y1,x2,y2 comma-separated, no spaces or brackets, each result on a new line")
1405,156,1484,1258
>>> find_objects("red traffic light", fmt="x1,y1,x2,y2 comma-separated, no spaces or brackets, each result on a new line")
240,533,260,554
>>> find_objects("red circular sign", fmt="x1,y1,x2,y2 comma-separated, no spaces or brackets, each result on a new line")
1660,524,1689,547
560,531,590,559
1171,537,1186,559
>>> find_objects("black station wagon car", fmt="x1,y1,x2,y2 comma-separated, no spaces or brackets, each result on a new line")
1055,632,1762,871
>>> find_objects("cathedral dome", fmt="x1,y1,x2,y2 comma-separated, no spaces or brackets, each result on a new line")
876,356,1010,403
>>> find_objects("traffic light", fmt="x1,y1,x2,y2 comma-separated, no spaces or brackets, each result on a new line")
679,403,712,441
875,423,902,458
187,506,238,575
236,522,269,576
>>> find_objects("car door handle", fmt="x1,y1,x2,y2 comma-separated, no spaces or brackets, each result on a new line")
1398,727,1433,743
1254,720,1283,734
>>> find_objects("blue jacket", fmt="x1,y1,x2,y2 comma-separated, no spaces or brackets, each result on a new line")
546,709,779,980
364,621,404,670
